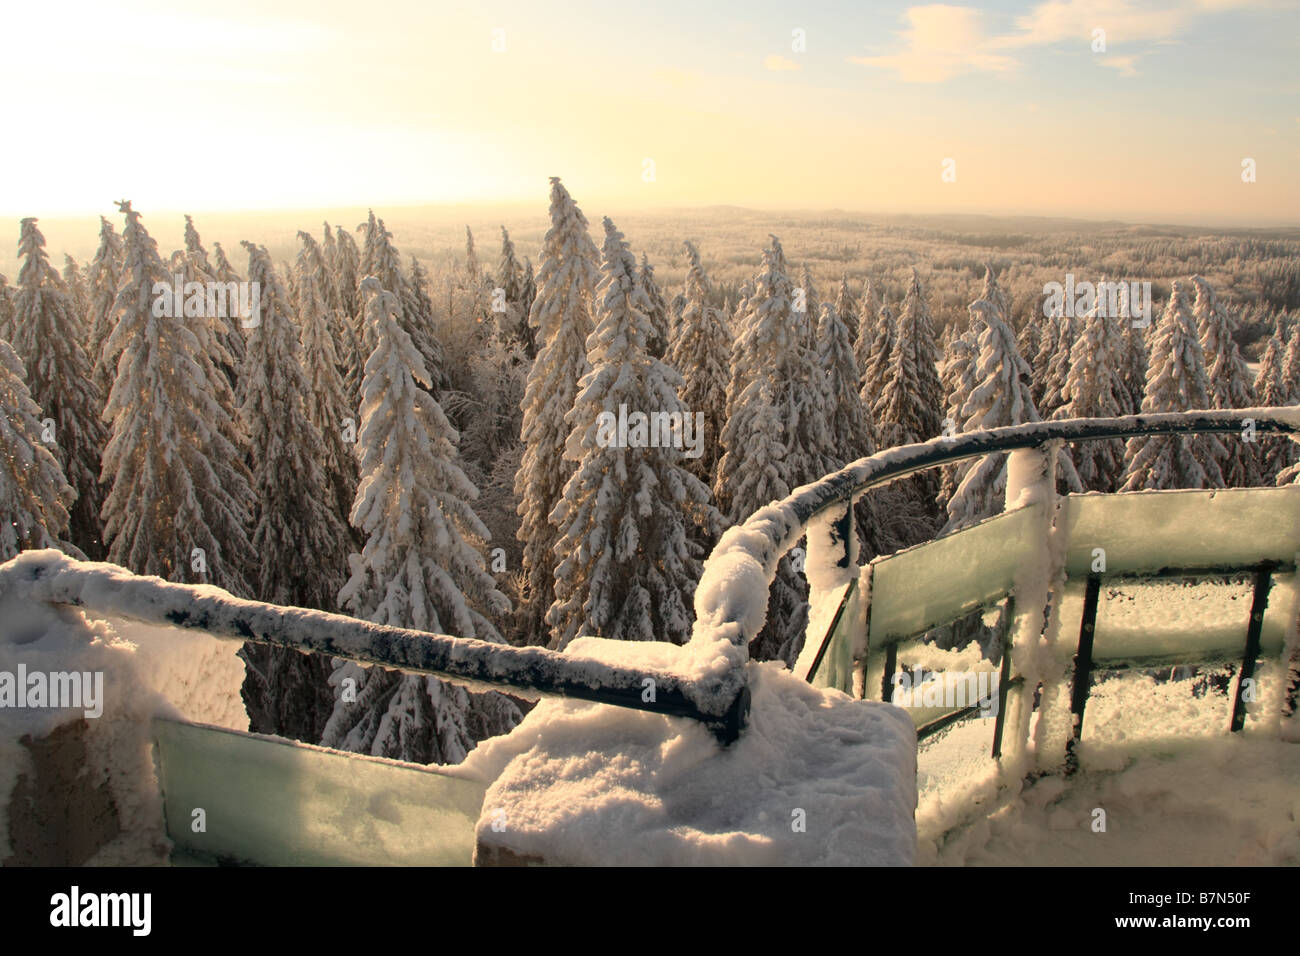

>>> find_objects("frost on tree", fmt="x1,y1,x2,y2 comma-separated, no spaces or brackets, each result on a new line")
1038,309,1076,419
639,252,671,360
834,273,859,343
86,217,124,400
323,278,517,764
100,202,253,593
1192,275,1259,487
817,299,887,559
1056,289,1127,492
854,279,881,401
63,255,89,327
546,218,716,650
859,296,893,444
10,217,108,558
0,338,77,560
1029,305,1060,409
1256,318,1296,483
873,268,943,533
942,299,1080,533
936,331,978,511
495,226,534,359
515,177,600,646
294,231,360,525
715,236,814,664
239,241,351,609
1121,279,1228,491
669,240,731,487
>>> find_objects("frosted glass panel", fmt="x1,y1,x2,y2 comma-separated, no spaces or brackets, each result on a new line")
1059,486,1300,577
154,719,486,866
868,504,1042,645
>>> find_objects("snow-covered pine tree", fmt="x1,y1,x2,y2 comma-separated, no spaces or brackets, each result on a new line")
1121,279,1228,491
714,236,812,663
874,269,943,454
1039,310,1077,417
0,274,13,343
853,280,881,399
670,240,731,486
1120,302,1150,414
322,277,516,765
1014,313,1041,375
1056,291,1127,492
638,252,671,359
240,240,350,601
87,217,124,399
980,263,1012,330
514,177,600,645
1262,323,1300,482
100,202,253,592
520,257,537,357
798,265,820,350
936,331,979,511
943,299,1079,532
0,337,78,560
1192,275,1259,487
10,217,107,558
546,218,716,649
1255,318,1288,407
495,226,528,355
62,255,89,325
817,299,886,558
1029,304,1061,409
209,239,248,385
834,273,859,343
294,231,359,526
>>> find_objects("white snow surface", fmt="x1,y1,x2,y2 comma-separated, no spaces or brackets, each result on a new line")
0,552,245,864
464,659,918,865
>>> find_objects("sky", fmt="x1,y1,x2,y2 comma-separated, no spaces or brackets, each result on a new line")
1,0,1297,224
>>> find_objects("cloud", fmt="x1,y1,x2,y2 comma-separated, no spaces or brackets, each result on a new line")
854,1,1272,83
848,5,1015,83
763,54,801,72
1098,54,1140,75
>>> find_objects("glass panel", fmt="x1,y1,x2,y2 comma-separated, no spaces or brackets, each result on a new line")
1059,486,1300,577
154,719,487,866
868,504,1043,646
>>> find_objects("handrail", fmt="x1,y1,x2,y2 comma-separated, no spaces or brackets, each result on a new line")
690,408,1300,657
0,551,750,743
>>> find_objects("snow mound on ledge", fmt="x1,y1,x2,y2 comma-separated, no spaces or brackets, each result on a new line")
466,661,918,866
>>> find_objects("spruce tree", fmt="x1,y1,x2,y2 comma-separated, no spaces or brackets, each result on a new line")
834,273,858,343
669,240,731,486
874,269,943,484
943,299,1079,532
638,252,670,359
321,278,517,765
1057,293,1127,491
546,218,715,649
1121,280,1228,491
0,338,77,560
100,202,253,592
87,217,124,400
1192,276,1259,486
514,178,600,645
10,217,108,558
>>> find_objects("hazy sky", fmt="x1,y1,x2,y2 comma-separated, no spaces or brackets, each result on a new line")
3,0,1297,224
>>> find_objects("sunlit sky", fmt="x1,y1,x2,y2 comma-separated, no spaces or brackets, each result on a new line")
2,0,1297,224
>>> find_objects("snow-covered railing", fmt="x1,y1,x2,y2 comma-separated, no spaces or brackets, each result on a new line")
1,552,750,743
694,408,1300,752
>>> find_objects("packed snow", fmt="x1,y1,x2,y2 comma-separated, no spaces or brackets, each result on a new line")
464,657,917,865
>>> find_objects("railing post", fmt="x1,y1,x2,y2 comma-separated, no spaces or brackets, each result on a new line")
803,495,858,665
997,442,1060,771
